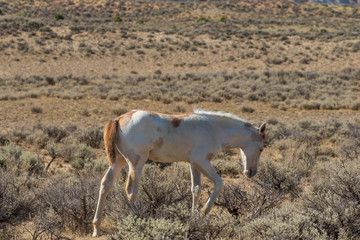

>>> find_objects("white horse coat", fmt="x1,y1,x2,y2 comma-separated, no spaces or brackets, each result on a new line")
92,109,266,237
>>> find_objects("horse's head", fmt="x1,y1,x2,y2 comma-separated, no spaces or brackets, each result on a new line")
241,122,266,178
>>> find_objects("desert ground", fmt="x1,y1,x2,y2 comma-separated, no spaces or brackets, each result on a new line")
0,0,359,239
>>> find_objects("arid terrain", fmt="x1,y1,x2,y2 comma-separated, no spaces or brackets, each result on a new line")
0,0,359,239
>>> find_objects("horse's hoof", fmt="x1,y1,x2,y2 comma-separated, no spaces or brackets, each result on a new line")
92,230,100,237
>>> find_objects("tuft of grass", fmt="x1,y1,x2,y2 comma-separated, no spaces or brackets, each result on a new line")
114,16,122,23
197,17,209,23
31,106,43,114
54,14,64,21
241,106,255,113
219,16,227,22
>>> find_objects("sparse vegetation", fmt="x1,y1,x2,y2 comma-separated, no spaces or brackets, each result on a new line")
0,0,359,239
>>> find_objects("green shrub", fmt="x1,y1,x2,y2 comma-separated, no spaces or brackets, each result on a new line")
254,153,315,199
196,17,209,23
138,164,191,216
78,127,103,149
0,143,23,173
300,101,321,110
114,16,122,23
304,149,360,239
60,138,78,163
54,14,64,21
45,141,60,171
219,16,227,22
110,215,187,240
240,204,321,239
0,134,10,146
112,107,128,116
71,144,96,171
44,125,68,142
212,158,239,176
20,151,44,176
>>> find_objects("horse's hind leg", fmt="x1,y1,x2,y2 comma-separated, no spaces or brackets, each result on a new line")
125,152,148,204
92,155,126,237
190,164,202,213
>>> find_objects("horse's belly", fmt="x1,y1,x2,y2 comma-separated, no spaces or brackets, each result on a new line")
148,148,190,163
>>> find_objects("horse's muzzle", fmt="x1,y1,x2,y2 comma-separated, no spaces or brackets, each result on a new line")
244,169,257,178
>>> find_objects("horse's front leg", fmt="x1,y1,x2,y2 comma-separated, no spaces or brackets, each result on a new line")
191,158,223,215
190,163,202,213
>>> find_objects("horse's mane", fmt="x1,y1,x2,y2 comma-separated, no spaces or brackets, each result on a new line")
194,109,253,127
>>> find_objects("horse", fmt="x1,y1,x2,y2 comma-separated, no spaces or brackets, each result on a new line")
92,109,266,237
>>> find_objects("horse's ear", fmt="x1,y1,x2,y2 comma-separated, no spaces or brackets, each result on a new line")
259,122,266,137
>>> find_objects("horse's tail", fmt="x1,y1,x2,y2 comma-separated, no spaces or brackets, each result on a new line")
103,119,119,166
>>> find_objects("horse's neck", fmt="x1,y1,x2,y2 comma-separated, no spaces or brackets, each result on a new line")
215,121,253,149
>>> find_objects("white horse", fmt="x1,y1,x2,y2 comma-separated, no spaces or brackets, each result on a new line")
92,109,266,237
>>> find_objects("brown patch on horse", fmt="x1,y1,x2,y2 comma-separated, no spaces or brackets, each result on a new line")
169,113,193,128
244,122,252,128
155,137,164,149
206,153,215,161
103,120,119,167
172,117,181,128
118,110,137,130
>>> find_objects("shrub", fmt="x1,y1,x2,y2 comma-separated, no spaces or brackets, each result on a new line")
24,206,65,240
44,125,68,142
240,204,321,239
71,144,96,171
45,141,60,171
0,143,23,174
241,106,255,113
351,101,360,110
0,134,9,146
112,107,128,116
78,127,103,149
110,215,187,240
114,16,122,23
265,56,286,65
0,169,35,223
109,202,237,240
39,174,100,234
300,101,321,110
31,106,43,114
303,148,360,239
20,151,44,176
352,41,360,52
138,164,191,217
212,159,239,176
196,17,209,23
219,16,227,22
54,14,64,21
254,156,313,199
60,138,78,163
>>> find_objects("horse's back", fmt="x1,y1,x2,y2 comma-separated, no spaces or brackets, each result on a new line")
117,110,218,162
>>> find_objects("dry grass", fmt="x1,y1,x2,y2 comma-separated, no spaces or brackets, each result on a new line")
1,0,360,239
